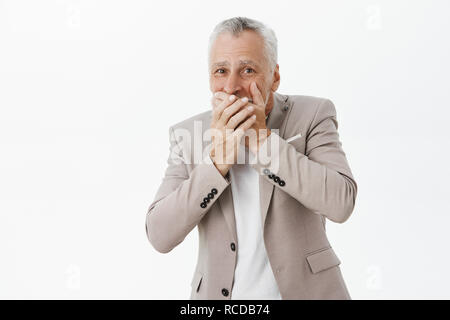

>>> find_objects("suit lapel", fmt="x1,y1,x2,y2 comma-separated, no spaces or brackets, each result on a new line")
218,185,238,242
258,92,290,228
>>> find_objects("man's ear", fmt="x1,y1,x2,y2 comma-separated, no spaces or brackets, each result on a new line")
270,64,280,92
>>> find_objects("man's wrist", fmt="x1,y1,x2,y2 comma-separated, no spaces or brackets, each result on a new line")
209,151,230,178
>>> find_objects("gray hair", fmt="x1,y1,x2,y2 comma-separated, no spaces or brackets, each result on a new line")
208,17,278,73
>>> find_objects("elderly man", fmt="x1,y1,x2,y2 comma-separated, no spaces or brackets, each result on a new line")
146,17,357,300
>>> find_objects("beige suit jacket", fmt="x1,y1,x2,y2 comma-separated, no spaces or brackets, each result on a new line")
145,92,358,300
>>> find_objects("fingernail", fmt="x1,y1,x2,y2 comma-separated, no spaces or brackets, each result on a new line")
214,92,220,97
229,95,236,101
247,106,254,111
252,115,256,119
241,97,248,103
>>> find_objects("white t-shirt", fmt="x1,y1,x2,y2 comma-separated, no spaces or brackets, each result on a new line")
229,144,282,300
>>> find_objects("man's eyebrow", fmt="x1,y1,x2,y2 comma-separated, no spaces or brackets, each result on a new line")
210,61,229,69
210,60,260,69
238,59,259,67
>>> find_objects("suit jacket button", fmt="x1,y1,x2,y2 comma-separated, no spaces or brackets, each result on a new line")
230,242,236,251
200,202,207,208
207,192,214,199
279,180,286,186
211,188,218,194
268,174,274,179
221,288,229,297
203,197,210,203
263,168,270,175
274,176,280,183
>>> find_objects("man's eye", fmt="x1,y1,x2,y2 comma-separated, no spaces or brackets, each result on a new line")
244,68,255,74
215,69,225,74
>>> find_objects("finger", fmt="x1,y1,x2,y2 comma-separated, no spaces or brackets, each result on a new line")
211,96,223,109
211,92,228,112
211,94,225,111
211,96,218,109
225,104,255,130
214,91,229,101
250,81,264,106
215,91,251,103
212,94,237,122
233,114,257,139
219,96,249,127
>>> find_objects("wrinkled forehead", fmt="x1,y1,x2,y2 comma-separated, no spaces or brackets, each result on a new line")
209,30,267,67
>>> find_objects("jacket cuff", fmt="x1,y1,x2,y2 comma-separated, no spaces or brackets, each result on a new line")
201,154,231,184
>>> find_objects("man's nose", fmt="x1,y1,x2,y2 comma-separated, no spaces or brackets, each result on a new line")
223,73,242,95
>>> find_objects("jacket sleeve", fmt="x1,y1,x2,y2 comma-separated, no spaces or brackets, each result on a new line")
251,98,357,223
145,126,230,253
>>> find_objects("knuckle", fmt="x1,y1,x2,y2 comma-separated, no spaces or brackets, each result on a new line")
220,99,228,108
222,109,230,118
233,113,243,124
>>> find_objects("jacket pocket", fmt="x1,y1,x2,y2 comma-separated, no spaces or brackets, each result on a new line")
306,246,341,274
190,271,203,292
